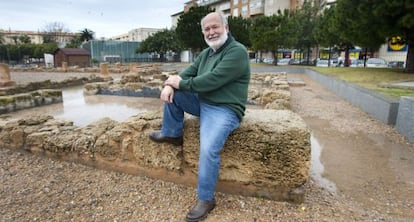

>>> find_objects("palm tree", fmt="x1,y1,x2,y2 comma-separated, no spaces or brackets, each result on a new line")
80,28,95,42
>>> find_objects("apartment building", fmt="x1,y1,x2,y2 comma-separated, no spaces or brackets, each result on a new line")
111,28,163,42
171,0,304,27
0,29,77,46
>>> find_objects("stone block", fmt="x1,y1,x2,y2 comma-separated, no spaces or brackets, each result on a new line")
100,62,109,76
0,108,310,202
0,63,16,87
183,109,310,199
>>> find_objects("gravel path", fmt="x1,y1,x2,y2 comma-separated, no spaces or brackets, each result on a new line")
1,70,413,221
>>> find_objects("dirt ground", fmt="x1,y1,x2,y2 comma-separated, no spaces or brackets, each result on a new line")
1,70,413,221
289,73,414,219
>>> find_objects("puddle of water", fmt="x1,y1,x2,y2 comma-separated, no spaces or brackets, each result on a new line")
310,134,337,193
55,87,154,126
1,86,163,127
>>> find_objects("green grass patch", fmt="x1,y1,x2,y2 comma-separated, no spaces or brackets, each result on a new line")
310,67,414,98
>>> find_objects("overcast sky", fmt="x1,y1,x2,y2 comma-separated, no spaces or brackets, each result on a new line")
0,0,188,38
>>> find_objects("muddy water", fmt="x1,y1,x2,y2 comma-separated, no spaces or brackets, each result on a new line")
309,134,337,193
307,116,414,216
2,86,164,126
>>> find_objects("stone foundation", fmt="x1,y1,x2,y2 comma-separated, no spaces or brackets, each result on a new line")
0,74,111,114
84,69,292,110
0,89,63,114
0,109,310,202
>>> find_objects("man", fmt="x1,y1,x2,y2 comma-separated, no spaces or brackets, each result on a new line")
149,12,250,221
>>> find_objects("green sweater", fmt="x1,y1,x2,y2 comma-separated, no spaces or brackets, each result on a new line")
178,35,251,121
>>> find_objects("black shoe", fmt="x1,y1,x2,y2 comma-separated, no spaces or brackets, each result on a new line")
185,199,216,222
149,131,183,146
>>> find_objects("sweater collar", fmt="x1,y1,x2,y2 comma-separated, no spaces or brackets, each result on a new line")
208,33,234,56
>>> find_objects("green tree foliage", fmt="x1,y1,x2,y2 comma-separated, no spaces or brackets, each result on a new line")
326,0,413,71
136,29,182,61
250,11,297,65
80,28,95,42
359,0,414,72
66,35,82,48
331,0,375,66
175,6,214,53
42,34,55,44
277,9,299,49
228,16,251,48
66,29,94,48
18,35,31,44
0,43,58,64
294,2,318,63
0,32,4,45
250,15,278,52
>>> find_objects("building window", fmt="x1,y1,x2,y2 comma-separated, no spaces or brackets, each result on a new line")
241,5,248,17
233,8,239,16
250,1,262,10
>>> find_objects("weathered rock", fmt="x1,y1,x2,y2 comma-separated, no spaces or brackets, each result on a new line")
0,89,63,114
248,73,291,109
0,63,16,87
183,109,310,200
0,108,310,202
100,62,109,76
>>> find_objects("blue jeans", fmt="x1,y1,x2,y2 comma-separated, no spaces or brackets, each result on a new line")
160,91,240,201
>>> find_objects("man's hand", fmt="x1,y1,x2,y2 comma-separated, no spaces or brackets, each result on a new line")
164,75,182,89
160,85,174,103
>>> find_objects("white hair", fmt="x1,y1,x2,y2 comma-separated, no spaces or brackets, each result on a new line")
200,12,228,30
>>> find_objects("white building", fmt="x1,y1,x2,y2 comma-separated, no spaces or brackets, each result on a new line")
111,28,163,42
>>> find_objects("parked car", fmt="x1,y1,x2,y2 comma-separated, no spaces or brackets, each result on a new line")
366,58,388,68
388,61,405,68
277,58,293,65
349,58,364,67
290,59,301,65
330,58,339,67
316,59,329,67
263,58,274,64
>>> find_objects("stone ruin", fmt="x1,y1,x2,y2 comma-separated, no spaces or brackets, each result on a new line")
0,63,62,114
0,63,111,114
84,63,168,98
0,63,311,203
0,63,16,87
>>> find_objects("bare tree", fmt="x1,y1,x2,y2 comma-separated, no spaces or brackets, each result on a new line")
42,22,70,44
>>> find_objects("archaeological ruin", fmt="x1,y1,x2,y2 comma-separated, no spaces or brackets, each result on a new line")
0,63,311,203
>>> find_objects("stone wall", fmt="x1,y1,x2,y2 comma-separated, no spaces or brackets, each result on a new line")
0,109,310,202
0,89,62,114
0,69,110,114
84,67,292,110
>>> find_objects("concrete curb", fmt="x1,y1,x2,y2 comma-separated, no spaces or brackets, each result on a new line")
304,69,400,125
396,97,414,142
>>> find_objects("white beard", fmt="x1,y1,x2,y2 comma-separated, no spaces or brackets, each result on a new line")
205,31,228,51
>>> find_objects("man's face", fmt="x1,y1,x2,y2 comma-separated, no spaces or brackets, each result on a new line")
202,14,228,50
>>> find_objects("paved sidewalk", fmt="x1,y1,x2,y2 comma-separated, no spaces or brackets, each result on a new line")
388,80,414,89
